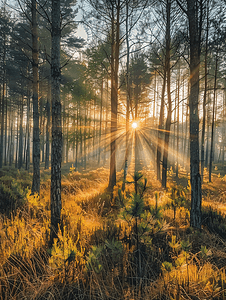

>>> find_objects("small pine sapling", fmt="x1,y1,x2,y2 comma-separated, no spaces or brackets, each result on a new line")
166,186,186,220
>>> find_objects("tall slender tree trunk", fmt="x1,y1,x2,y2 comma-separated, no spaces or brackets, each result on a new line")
75,100,79,169
104,78,109,165
7,98,11,166
172,94,176,171
72,112,75,161
0,27,6,169
4,86,7,166
181,76,184,151
0,69,5,169
18,96,24,169
176,63,180,178
153,72,156,121
183,79,189,170
31,0,40,193
209,51,218,182
45,83,51,169
123,0,130,190
66,108,69,164
51,0,62,244
205,98,210,168
40,96,45,163
162,0,171,189
88,100,92,162
79,104,83,166
157,69,166,181
15,109,19,168
187,0,202,229
98,78,103,165
83,103,87,169
222,92,226,167
26,95,31,171
62,100,65,163
109,1,120,193
9,109,14,166
201,0,209,182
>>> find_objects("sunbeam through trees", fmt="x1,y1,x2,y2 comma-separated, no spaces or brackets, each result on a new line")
1,0,226,298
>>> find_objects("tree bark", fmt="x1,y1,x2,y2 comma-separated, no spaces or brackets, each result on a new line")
4,86,7,166
51,0,62,244
26,95,31,171
209,51,218,182
0,27,6,169
45,83,50,169
98,79,103,165
109,1,120,193
83,103,87,169
75,99,79,169
187,0,202,229
15,108,19,168
9,108,14,166
200,0,209,182
18,96,24,169
162,0,171,189
123,0,130,190
176,63,180,178
31,0,40,194
157,69,166,181
205,97,210,168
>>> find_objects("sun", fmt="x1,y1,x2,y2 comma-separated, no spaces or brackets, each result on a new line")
132,122,138,129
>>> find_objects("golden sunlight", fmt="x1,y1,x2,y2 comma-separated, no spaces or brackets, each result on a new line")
132,122,138,129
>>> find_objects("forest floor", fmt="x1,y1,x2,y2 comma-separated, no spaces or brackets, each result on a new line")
0,163,226,299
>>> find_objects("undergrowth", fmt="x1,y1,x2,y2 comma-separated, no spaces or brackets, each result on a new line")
0,166,226,299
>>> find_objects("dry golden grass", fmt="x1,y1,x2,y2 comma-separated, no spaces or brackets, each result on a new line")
0,166,226,299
